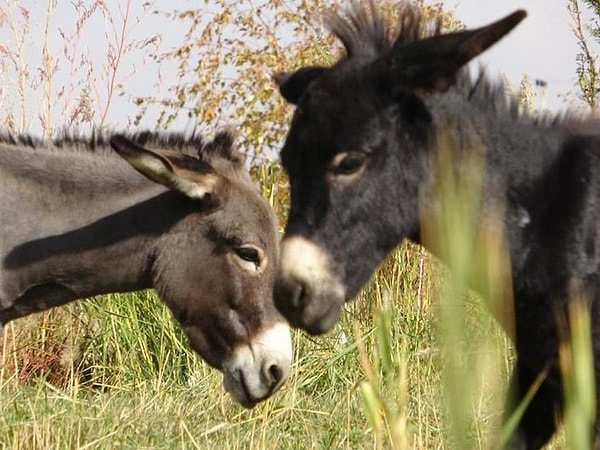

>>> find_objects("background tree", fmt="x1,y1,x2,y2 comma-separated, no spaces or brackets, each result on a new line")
569,0,600,109
134,0,458,160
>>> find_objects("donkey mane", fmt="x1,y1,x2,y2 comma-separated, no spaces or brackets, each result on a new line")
0,129,243,164
327,0,597,132
327,0,441,61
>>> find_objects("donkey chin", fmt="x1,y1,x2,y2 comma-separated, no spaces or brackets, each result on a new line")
222,322,293,407
275,236,347,335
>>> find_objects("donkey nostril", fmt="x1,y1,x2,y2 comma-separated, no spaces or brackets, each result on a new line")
291,281,307,309
275,276,308,315
267,363,283,386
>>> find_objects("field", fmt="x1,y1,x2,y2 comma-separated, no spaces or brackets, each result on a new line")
1,0,598,447
0,250,505,449
0,162,577,450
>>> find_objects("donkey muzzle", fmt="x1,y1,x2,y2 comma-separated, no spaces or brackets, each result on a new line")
275,236,346,334
222,321,292,407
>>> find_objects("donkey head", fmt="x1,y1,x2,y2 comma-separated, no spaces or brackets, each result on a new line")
273,3,526,334
110,133,292,407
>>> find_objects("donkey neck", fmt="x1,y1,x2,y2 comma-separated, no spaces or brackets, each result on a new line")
0,145,188,322
428,90,596,281
427,89,580,216
429,89,569,184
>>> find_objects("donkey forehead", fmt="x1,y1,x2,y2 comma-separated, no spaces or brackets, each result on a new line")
309,67,380,111
283,89,387,165
215,209,277,248
299,65,390,125
215,183,278,245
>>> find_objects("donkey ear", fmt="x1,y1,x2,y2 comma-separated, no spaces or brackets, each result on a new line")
274,66,327,104
110,135,217,200
382,10,526,92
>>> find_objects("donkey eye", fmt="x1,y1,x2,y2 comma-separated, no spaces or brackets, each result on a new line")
331,151,367,176
234,246,261,266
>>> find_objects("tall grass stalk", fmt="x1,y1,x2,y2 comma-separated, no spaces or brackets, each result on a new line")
560,298,596,449
355,293,409,449
421,131,514,448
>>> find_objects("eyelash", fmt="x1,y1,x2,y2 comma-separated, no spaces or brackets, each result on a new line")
234,246,260,265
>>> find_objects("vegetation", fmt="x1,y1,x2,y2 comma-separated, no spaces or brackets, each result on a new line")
0,233,515,449
1,0,598,449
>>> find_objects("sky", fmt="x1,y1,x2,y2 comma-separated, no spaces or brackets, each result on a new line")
0,0,596,135
444,0,590,112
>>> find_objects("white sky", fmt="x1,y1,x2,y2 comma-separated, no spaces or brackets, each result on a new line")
444,0,591,112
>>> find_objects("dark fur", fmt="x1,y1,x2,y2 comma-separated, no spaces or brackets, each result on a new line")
274,1,600,448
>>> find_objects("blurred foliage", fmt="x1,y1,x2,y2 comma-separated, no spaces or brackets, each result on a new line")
133,0,458,158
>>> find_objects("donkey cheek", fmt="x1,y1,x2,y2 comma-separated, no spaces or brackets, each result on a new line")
227,308,252,340
183,325,223,370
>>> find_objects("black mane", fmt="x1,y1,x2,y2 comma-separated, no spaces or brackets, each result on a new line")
326,2,515,116
327,1,441,62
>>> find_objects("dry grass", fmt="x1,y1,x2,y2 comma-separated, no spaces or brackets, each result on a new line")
0,239,518,450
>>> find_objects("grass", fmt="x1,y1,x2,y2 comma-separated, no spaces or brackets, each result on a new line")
0,240,516,450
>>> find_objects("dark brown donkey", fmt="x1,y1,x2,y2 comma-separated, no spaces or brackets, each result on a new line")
0,131,292,407
273,1,600,448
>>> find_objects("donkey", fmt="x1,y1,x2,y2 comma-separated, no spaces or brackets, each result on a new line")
273,1,600,448
0,130,292,408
